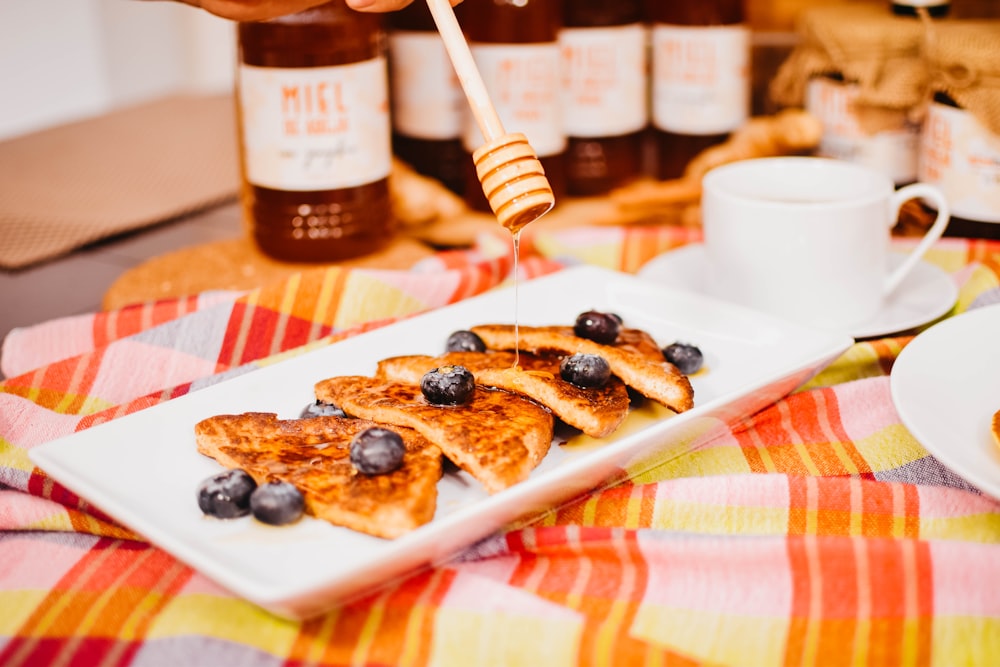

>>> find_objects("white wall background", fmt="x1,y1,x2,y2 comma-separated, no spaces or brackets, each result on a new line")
0,0,236,141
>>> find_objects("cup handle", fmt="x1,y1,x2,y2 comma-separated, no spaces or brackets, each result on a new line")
883,184,950,296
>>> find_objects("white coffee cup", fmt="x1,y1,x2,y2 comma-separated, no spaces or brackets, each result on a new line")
701,157,950,332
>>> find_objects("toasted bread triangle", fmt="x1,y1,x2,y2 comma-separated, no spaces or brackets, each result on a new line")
315,376,553,494
377,350,629,438
469,324,694,413
195,412,441,539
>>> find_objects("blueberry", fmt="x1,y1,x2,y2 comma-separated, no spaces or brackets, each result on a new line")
662,342,704,375
250,481,304,526
350,427,406,475
560,353,611,388
421,365,475,405
445,330,486,353
573,310,620,345
197,469,257,519
299,399,346,419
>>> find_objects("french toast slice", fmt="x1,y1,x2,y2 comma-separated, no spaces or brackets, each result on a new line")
376,351,630,438
195,412,441,539
992,409,1000,450
315,376,553,494
469,324,695,413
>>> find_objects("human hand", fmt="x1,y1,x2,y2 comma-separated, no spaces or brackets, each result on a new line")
170,0,461,21
345,0,463,12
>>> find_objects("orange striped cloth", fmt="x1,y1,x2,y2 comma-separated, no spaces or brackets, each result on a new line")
1,227,998,666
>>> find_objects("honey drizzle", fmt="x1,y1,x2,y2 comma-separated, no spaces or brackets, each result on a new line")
512,230,521,369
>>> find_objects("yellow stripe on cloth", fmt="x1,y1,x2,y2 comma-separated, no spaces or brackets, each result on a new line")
0,591,51,636
632,607,788,667
955,263,1000,313
932,617,1000,666
922,514,1000,543
851,424,929,473
148,595,300,653
430,609,582,667
634,440,754,482
337,273,428,329
651,501,788,535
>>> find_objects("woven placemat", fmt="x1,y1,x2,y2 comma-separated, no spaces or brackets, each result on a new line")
101,235,436,311
0,94,239,270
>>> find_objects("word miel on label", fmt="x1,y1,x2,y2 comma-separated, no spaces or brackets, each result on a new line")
281,81,350,137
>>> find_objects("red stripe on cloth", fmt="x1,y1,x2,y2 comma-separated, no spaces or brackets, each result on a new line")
218,300,277,368
0,638,140,667
548,481,658,529
502,526,703,666
0,539,192,667
459,253,516,302
784,535,935,667
27,468,83,511
1,347,106,414
75,384,193,433
964,239,1000,265
282,568,455,667
618,226,702,274
788,477,923,540
92,294,206,350
733,388,880,478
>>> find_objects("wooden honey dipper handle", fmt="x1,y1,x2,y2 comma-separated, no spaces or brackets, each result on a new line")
423,0,503,141
423,0,555,234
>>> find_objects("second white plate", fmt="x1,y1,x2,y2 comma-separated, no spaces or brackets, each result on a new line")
890,304,1000,500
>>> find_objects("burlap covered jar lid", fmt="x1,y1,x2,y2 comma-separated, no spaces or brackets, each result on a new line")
770,5,928,111
923,20,1000,136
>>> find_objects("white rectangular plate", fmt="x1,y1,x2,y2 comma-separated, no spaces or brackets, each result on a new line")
30,266,853,619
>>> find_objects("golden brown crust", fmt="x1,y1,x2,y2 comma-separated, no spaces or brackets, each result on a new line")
992,409,1000,450
315,376,553,494
194,412,441,539
469,324,694,413
376,351,630,438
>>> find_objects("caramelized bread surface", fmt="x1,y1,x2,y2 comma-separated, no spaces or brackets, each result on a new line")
993,409,1000,450
195,412,441,539
315,376,553,494
469,324,694,413
377,351,629,438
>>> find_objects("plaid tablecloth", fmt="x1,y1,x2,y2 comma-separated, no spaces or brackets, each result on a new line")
2,227,998,666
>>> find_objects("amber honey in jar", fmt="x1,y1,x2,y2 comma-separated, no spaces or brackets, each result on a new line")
648,0,749,180
461,0,567,212
560,0,647,196
388,2,466,195
236,1,393,262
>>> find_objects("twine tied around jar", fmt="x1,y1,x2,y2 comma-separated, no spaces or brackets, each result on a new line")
920,20,1000,136
769,5,929,134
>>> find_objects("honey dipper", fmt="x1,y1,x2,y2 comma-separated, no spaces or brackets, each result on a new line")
424,0,555,234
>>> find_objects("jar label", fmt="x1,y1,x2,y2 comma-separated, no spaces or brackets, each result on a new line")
651,25,749,135
388,31,464,140
238,58,391,191
464,43,566,156
919,102,1000,224
559,24,648,138
806,78,919,185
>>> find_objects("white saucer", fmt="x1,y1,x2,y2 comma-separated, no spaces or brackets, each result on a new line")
637,243,958,339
